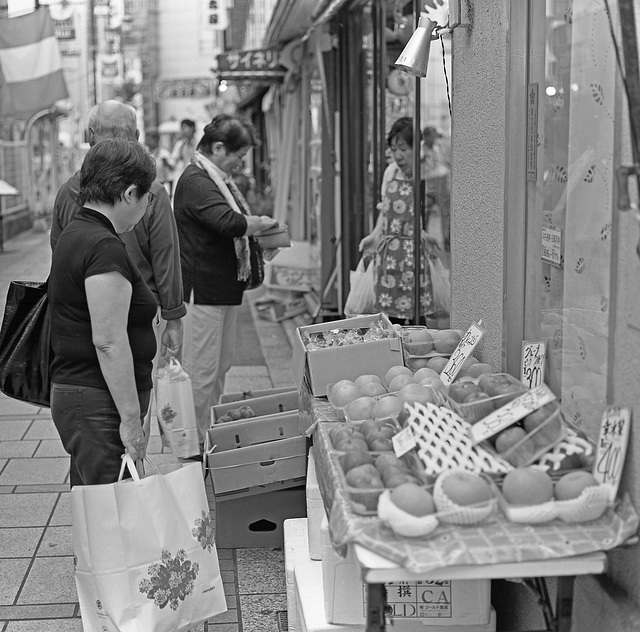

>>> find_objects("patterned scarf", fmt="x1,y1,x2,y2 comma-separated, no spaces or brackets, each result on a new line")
190,150,252,282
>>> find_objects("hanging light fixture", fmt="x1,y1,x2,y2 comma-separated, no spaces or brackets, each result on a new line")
394,15,439,77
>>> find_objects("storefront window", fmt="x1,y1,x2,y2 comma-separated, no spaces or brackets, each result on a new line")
526,1,616,437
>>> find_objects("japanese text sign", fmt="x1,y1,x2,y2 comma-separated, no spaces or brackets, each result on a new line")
594,407,630,502
439,322,485,386
217,48,286,80
469,383,556,445
521,341,546,388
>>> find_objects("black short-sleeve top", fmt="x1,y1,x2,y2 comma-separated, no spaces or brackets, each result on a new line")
49,208,157,391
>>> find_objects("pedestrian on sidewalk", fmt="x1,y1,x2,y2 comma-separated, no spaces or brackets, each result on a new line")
174,114,278,450
50,100,186,444
49,139,158,486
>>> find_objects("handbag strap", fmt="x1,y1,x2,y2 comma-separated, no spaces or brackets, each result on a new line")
118,454,161,481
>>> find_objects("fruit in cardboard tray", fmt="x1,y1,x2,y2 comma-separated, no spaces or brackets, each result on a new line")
334,435,369,452
390,483,437,517
461,391,495,420
354,374,383,389
384,365,413,388
388,373,415,392
340,449,375,473
426,356,449,372
329,425,358,445
523,403,563,448
413,367,441,382
554,471,599,501
329,380,363,407
398,383,439,407
345,463,384,488
368,437,395,451
502,467,554,505
345,396,377,421
465,363,495,379
217,405,255,422
360,381,388,397
406,357,429,371
440,471,492,506
404,328,434,355
372,395,404,419
449,381,482,403
432,329,462,354
375,453,407,472
477,373,514,396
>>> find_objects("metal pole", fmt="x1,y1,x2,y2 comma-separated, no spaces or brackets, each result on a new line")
413,0,421,325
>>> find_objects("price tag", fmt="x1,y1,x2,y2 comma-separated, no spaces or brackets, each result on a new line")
439,321,485,386
469,383,556,445
521,341,546,388
593,407,631,502
392,426,417,458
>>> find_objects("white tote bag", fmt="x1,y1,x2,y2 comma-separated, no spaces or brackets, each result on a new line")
344,257,376,316
156,358,200,458
72,457,227,632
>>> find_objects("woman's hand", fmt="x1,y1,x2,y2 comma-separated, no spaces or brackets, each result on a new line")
245,215,278,236
359,232,379,253
161,318,183,360
421,230,443,251
120,417,146,461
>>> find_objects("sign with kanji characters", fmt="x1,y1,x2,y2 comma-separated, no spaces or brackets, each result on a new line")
541,223,563,267
527,83,538,181
363,580,453,618
203,0,228,30
217,48,286,81
594,407,630,501
521,341,545,388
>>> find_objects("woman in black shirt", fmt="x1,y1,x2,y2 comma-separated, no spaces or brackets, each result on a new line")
49,139,157,486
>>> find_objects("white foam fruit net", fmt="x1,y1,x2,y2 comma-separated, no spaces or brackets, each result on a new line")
406,401,513,477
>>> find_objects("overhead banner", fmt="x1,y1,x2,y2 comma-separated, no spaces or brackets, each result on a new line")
216,48,286,81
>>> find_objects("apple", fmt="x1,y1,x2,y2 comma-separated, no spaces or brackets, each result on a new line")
459,355,479,373
334,436,369,452
413,367,441,382
345,396,376,421
407,357,429,371
360,381,388,397
492,383,525,404
426,356,450,373
372,395,403,419
477,373,513,396
432,329,461,354
368,437,394,451
461,390,495,421
465,363,495,379
494,426,528,454
374,453,407,473
329,381,363,407
354,374,383,389
448,381,482,403
403,328,434,355
383,472,421,488
384,365,413,388
329,425,358,445
523,403,563,449
340,449,374,473
501,467,554,505
554,471,599,501
388,373,415,392
398,383,439,406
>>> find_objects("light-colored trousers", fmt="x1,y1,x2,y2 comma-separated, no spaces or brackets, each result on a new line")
182,299,239,444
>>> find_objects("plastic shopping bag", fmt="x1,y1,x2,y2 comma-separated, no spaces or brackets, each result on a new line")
344,257,376,316
156,358,200,458
428,252,451,315
72,456,227,632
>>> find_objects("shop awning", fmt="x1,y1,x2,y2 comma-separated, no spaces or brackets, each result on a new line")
303,0,351,40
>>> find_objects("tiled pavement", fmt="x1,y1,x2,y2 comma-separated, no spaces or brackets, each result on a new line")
0,228,300,632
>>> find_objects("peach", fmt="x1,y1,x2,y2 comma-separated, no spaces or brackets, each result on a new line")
388,373,415,392
329,381,363,407
390,483,436,517
406,357,429,371
345,396,376,421
426,356,449,373
554,471,599,501
398,383,439,406
501,467,554,505
465,363,495,379
360,381,388,397
432,329,461,354
494,426,528,454
384,365,413,388
372,395,403,419
354,374,383,389
413,367,441,382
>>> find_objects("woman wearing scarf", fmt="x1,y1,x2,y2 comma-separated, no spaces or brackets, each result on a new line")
173,114,277,451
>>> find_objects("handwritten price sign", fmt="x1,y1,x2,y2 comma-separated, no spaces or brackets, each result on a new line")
594,407,630,502
469,383,557,445
521,341,545,388
439,322,485,386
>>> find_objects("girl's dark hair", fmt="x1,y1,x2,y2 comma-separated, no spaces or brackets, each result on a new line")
198,113,259,154
78,138,156,207
387,116,413,148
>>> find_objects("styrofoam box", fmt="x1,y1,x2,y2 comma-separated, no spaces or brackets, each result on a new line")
306,448,326,561
291,313,404,397
295,561,496,632
284,518,311,632
320,517,493,627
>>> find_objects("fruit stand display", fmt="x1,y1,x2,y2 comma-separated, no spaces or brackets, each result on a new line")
290,315,639,631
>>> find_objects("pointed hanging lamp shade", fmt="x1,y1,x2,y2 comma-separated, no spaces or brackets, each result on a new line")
394,16,438,77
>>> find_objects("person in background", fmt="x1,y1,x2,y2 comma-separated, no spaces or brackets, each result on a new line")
145,128,173,195
421,125,451,250
358,116,440,325
49,139,158,486
51,100,186,444
169,118,198,190
173,114,278,449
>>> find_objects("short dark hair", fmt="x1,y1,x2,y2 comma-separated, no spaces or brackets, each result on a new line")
198,113,258,154
180,118,196,130
78,138,156,207
387,116,413,148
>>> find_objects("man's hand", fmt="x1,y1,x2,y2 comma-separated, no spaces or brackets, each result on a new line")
161,318,183,360
120,418,146,462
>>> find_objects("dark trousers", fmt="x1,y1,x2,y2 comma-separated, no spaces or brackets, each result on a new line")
51,383,150,488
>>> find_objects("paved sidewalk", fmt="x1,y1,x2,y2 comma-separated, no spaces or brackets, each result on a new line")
0,228,297,632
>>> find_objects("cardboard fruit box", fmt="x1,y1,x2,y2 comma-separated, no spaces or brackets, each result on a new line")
291,313,403,397
204,413,307,494
211,390,299,425
218,385,297,404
